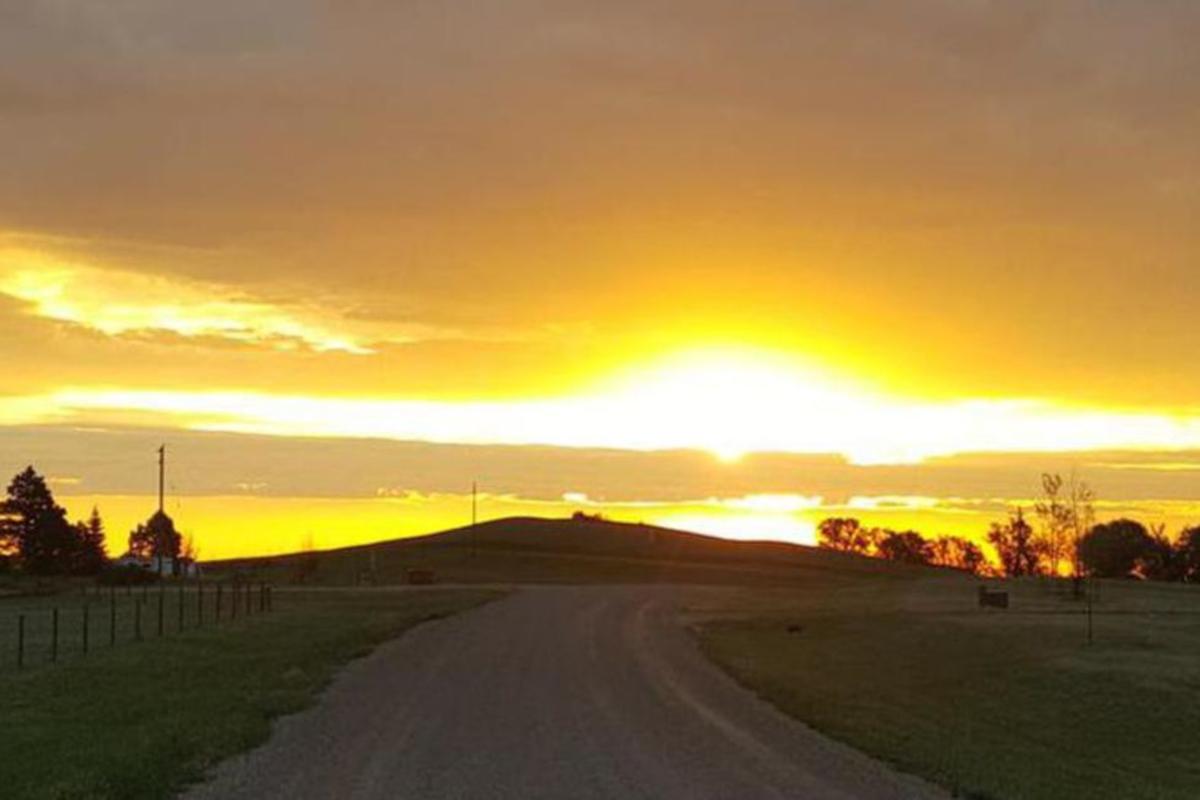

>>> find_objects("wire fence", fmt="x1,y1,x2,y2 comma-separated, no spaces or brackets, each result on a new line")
0,581,274,673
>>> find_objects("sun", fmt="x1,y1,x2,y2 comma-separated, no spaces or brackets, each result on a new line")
600,347,858,462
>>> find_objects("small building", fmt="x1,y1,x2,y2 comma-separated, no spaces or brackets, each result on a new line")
114,553,201,578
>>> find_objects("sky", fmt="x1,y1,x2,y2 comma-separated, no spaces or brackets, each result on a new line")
1,2,1198,556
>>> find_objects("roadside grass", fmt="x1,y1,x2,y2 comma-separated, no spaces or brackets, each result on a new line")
692,575,1200,800
0,588,502,800
0,585,241,673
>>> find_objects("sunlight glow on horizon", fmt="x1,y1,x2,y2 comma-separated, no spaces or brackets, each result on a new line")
6,347,1200,466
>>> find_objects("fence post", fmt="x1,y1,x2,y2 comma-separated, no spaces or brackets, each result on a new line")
178,583,185,631
259,583,265,613
267,585,273,612
110,592,116,647
231,584,239,620
83,603,89,656
135,599,142,641
17,615,24,670
246,582,252,617
216,584,223,622
158,586,165,637
197,582,203,628
51,608,59,663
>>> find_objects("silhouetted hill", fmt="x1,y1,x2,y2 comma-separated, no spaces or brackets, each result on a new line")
207,516,929,586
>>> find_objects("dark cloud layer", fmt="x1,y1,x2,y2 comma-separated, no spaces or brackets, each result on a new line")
5,424,1200,506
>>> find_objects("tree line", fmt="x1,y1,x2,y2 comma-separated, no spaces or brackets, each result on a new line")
0,466,185,576
818,472,1200,581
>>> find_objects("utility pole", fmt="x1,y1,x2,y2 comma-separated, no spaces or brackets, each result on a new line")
155,444,167,578
470,481,478,560
157,444,166,514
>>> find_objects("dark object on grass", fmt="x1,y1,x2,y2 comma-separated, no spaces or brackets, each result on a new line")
786,624,804,634
977,586,1009,609
406,568,436,585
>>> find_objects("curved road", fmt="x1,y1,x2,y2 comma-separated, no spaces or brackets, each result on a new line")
184,586,945,799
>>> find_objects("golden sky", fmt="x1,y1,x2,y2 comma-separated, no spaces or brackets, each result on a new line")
1,3,1198,553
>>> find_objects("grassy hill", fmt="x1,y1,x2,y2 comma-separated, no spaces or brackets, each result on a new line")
205,516,928,586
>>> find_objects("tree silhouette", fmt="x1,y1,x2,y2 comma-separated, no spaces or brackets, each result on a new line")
129,510,182,574
817,518,873,554
0,466,97,574
876,530,932,565
930,535,986,574
74,507,109,575
987,509,1043,577
1034,472,1096,577
1136,523,1187,582
1178,526,1200,583
1077,519,1155,579
1034,474,1071,576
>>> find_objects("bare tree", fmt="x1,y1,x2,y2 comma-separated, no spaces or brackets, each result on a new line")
1034,474,1072,576
1035,471,1095,577
1066,472,1096,577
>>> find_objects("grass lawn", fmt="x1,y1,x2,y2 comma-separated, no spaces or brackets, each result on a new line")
0,587,502,800
691,574,1200,800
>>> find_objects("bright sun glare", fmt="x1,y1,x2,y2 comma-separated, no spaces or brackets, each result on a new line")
16,346,1200,466
602,349,859,462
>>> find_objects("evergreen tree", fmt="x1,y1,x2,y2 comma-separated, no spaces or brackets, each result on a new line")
74,507,109,575
0,466,84,574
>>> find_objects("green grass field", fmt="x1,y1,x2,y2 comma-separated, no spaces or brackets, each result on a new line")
0,584,263,673
5,517,1193,800
0,587,501,800
691,573,1200,800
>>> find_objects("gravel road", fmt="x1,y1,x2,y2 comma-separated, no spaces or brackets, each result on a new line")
183,586,946,799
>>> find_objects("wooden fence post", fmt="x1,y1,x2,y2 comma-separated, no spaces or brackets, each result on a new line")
135,600,142,641
178,583,185,631
17,614,24,670
51,608,59,663
158,587,165,637
216,584,223,622
83,604,89,656
110,592,116,647
197,582,203,628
